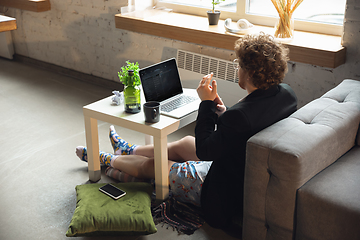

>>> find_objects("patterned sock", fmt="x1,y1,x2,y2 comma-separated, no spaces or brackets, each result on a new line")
76,146,88,162
109,125,137,155
75,146,116,167
99,151,117,167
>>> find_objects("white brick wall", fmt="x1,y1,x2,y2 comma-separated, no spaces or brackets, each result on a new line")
4,0,360,106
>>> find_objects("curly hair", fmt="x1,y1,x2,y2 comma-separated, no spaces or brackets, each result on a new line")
234,32,289,90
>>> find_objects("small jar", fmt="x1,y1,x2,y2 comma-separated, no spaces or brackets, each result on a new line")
124,70,141,113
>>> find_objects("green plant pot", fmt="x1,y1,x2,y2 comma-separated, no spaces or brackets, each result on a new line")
124,85,141,113
207,10,221,25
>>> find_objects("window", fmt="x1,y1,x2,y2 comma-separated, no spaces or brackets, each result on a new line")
154,0,346,35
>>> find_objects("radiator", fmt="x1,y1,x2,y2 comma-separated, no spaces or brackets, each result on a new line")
176,50,247,106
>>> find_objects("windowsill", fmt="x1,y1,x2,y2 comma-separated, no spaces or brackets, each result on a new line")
115,9,346,68
0,0,51,12
0,15,16,32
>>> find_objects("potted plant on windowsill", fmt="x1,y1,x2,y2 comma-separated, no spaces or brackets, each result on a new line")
118,61,141,113
207,0,225,25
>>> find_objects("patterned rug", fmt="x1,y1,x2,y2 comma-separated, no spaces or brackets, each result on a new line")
105,167,205,234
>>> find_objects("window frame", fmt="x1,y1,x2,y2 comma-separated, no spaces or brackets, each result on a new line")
153,0,343,36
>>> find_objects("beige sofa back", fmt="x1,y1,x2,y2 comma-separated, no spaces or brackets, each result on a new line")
243,79,360,240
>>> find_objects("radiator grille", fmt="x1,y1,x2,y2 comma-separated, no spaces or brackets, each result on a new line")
177,50,238,83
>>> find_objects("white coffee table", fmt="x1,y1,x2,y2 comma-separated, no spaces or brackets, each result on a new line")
83,91,197,200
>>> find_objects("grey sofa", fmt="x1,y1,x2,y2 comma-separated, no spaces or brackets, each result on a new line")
243,79,360,240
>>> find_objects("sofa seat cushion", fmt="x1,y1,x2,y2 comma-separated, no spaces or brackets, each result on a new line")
296,146,360,240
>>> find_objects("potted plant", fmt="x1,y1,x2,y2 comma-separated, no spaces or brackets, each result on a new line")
118,60,141,113
207,0,225,25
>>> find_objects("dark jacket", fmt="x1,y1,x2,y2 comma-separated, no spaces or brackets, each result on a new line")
195,83,297,229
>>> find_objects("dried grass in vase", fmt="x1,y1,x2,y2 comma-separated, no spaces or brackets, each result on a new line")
271,0,303,39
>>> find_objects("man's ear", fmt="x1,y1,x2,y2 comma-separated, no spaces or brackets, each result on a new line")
246,70,254,82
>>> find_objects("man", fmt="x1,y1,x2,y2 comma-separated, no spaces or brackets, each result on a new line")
76,32,297,230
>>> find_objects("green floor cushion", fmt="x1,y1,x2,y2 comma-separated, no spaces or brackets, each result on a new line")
66,182,157,237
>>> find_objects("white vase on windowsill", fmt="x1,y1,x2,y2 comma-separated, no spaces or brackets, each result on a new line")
274,14,294,41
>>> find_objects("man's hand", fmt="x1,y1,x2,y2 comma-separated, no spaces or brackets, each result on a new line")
197,73,217,101
214,94,226,116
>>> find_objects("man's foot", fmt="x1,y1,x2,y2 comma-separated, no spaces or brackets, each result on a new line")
75,146,115,167
76,146,87,162
99,151,117,167
109,125,137,155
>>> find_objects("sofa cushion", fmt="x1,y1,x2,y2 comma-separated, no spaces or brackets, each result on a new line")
321,79,360,146
296,146,360,240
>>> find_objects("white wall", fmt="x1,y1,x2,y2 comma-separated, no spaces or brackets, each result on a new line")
3,0,360,107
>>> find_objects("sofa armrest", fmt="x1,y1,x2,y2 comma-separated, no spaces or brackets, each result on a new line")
243,80,360,240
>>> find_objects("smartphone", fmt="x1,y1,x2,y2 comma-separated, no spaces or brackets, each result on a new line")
99,184,126,200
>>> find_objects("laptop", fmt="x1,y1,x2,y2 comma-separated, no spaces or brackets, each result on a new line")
139,58,201,119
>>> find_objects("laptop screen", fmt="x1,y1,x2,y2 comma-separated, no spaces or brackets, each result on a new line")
139,58,183,103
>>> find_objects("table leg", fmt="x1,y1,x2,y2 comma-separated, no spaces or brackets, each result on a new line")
84,116,101,182
145,135,153,145
153,135,169,200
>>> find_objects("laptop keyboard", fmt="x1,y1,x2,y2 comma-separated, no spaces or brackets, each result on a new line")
161,95,197,113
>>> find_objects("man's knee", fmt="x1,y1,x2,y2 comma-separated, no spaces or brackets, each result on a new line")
179,135,195,145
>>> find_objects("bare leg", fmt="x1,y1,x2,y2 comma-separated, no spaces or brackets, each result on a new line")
111,155,176,179
135,136,199,162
